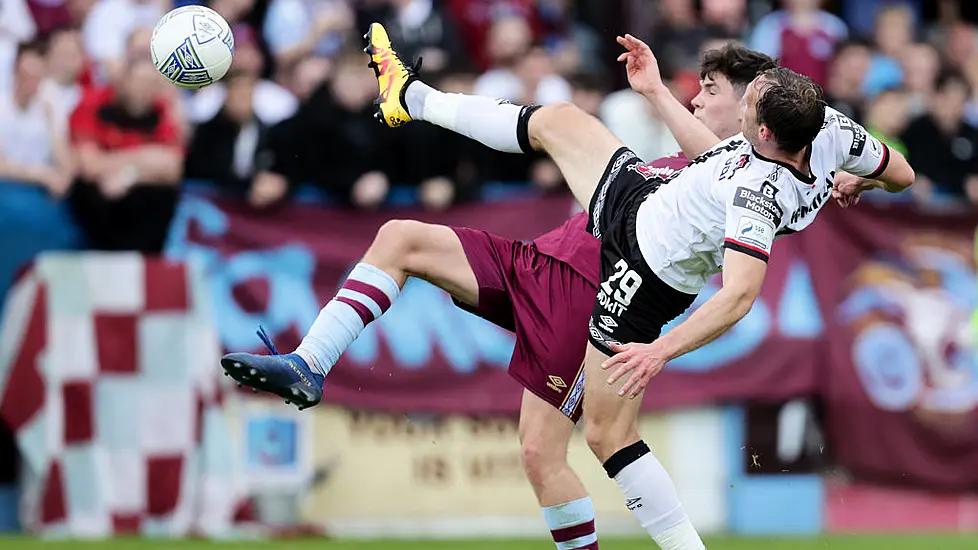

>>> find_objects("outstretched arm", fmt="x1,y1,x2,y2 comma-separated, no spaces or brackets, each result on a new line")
617,34,721,158
834,150,915,202
832,114,915,205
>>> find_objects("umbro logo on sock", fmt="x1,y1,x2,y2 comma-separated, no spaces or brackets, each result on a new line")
625,497,643,510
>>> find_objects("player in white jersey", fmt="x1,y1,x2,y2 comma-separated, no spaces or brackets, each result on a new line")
362,26,915,550
630,103,892,296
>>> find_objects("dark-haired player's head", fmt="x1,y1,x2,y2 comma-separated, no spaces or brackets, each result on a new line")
692,43,778,140
742,67,826,154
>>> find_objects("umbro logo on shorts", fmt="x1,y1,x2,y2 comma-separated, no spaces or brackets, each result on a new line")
588,320,621,348
546,375,567,392
599,315,618,330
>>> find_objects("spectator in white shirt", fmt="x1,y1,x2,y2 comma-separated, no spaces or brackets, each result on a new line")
38,27,87,134
0,42,73,197
0,0,37,93
187,24,297,127
263,0,353,77
81,0,163,83
473,16,572,105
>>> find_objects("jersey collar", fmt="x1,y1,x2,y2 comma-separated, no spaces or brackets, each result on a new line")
751,145,816,185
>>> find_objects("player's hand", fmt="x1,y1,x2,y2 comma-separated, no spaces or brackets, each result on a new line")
616,34,666,97
832,172,866,208
831,188,860,208
602,342,667,399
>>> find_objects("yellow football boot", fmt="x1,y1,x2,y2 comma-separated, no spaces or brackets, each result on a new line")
363,22,418,128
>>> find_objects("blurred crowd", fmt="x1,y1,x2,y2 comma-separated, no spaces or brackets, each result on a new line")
3,0,978,253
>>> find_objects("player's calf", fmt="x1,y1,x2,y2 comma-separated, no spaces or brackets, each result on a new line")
581,346,705,550
519,390,599,550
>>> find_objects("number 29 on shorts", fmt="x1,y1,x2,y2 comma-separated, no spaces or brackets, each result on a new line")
600,259,643,310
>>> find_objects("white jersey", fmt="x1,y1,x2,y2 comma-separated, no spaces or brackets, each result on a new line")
635,107,890,294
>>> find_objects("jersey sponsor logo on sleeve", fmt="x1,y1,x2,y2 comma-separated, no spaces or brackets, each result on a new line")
837,114,867,156
734,216,775,253
732,184,783,226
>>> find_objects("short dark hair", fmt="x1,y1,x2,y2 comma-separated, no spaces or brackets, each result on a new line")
756,67,826,154
15,40,43,62
935,67,971,96
699,44,778,94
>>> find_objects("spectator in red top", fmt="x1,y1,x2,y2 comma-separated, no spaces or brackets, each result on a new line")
66,55,184,253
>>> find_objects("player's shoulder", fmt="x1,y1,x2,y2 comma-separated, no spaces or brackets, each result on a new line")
814,106,868,155
708,136,768,185
818,106,859,134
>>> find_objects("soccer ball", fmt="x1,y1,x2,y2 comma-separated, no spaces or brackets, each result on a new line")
150,5,235,90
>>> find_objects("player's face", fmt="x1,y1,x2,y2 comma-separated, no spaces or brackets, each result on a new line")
691,74,743,140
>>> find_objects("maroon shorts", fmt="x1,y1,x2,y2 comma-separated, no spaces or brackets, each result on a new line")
451,227,597,422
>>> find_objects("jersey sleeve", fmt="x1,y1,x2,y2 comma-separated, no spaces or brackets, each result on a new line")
831,110,890,178
721,178,783,262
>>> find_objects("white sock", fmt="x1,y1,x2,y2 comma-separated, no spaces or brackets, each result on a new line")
295,263,400,376
606,441,705,550
653,520,706,550
404,80,529,153
541,497,599,550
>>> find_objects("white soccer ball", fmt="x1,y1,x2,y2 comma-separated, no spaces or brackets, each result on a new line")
150,5,235,90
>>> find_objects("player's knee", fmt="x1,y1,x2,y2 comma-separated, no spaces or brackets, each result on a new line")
374,219,428,256
583,421,608,458
519,436,564,487
529,101,586,148
584,418,637,462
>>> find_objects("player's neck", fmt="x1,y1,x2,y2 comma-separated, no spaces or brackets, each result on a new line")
752,142,811,178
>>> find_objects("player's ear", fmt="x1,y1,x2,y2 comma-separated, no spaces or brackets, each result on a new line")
758,124,774,142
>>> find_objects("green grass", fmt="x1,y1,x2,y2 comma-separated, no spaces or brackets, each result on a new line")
1,535,977,549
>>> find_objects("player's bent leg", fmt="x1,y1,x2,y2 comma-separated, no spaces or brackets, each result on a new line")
221,220,480,410
581,343,705,550
519,389,599,550
293,219,479,373
364,22,624,212
526,102,627,212
362,219,479,306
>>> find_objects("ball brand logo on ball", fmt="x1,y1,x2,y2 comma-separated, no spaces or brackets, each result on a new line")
192,14,219,44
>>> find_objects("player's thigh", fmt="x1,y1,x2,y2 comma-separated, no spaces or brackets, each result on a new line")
371,220,480,306
528,102,627,211
518,388,575,464
581,343,644,461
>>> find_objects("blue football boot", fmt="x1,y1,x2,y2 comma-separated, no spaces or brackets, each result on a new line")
220,327,324,411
